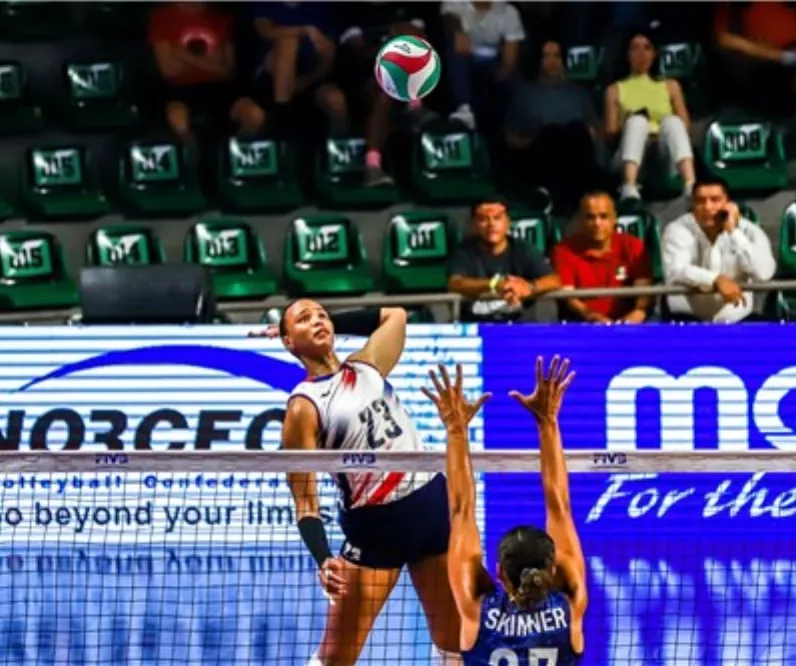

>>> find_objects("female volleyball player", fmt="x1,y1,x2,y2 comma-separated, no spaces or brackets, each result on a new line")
263,301,462,666
421,357,587,665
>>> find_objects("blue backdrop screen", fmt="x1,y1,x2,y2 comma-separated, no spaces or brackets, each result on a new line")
0,325,793,665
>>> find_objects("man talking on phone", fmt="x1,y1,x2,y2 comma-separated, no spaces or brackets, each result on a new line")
661,176,776,322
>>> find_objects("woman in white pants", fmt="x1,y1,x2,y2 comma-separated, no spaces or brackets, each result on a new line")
604,30,696,201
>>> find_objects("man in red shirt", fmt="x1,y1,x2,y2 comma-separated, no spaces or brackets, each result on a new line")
148,2,265,143
551,192,653,323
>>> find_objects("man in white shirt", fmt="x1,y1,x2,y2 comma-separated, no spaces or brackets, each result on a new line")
441,1,525,130
662,177,776,323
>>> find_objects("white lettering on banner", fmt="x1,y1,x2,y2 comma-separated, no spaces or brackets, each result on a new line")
587,473,796,522
605,365,796,450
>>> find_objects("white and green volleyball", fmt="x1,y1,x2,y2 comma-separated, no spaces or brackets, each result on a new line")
375,35,441,103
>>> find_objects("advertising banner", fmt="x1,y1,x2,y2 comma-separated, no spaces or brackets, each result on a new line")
0,325,793,665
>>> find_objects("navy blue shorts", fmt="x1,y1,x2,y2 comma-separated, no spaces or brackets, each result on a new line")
338,474,450,570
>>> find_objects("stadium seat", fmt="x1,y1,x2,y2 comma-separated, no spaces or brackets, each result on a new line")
0,61,43,134
117,139,206,217
381,210,460,293
315,137,399,208
217,136,302,212
615,202,664,282
0,230,78,311
184,217,277,301
283,214,373,296
85,224,166,268
63,60,139,130
21,144,110,220
703,118,788,193
411,130,494,203
509,207,561,257
0,2,73,40
778,202,796,278
657,41,709,114
565,44,604,84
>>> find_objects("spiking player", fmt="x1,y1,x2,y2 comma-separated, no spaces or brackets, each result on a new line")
256,301,462,666
421,357,586,666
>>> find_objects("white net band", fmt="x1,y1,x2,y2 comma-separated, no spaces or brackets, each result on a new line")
0,449,794,473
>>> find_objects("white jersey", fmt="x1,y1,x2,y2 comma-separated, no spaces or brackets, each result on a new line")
290,360,435,510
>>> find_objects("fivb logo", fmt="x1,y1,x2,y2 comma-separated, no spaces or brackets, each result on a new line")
606,365,796,450
341,452,376,467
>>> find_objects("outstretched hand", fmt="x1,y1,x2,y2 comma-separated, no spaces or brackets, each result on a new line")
509,355,575,422
421,363,491,429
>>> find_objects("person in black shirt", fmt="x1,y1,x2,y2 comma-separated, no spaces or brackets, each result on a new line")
447,198,561,322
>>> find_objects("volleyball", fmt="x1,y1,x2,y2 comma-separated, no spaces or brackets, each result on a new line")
374,35,441,103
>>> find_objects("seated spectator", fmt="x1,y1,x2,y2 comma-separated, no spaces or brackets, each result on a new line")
552,191,653,323
604,29,696,201
250,2,349,137
148,2,265,143
504,38,604,211
662,177,776,323
447,198,561,322
441,1,525,131
337,3,435,187
714,1,796,117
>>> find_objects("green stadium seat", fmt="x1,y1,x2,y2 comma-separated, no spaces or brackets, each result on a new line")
217,136,302,212
565,45,604,84
657,42,710,114
0,2,73,40
85,224,165,268
0,230,78,311
703,119,788,193
778,202,796,278
283,214,373,297
63,60,139,130
381,211,460,293
411,130,494,203
315,137,399,208
739,202,760,224
0,61,43,134
118,140,206,217
184,217,277,301
615,204,664,282
509,207,561,257
21,145,110,220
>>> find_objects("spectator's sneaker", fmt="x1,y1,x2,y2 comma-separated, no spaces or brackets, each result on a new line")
364,166,394,188
619,183,642,201
449,105,475,130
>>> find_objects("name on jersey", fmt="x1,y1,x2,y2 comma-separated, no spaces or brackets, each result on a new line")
484,607,567,637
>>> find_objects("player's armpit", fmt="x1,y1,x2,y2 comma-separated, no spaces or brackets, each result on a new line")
347,307,407,377
282,396,321,521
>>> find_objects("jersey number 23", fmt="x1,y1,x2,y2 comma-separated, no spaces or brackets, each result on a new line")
358,399,403,449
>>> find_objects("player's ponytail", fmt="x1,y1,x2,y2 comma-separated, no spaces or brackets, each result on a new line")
513,567,553,609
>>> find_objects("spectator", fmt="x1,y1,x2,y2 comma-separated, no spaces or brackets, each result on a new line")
552,191,654,323
148,2,265,143
714,1,796,117
441,1,525,131
604,29,696,201
662,177,776,323
249,2,349,137
337,3,435,187
447,198,561,322
504,38,604,211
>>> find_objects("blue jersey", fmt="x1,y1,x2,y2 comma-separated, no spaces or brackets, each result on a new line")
462,586,581,666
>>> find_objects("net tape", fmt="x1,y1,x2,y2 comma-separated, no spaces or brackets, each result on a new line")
0,450,793,474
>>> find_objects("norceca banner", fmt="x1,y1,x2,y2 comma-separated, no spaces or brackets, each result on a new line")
0,326,483,545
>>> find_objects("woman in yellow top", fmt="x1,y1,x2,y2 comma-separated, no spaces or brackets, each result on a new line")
604,30,696,201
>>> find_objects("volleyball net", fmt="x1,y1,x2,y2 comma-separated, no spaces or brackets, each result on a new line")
0,450,794,666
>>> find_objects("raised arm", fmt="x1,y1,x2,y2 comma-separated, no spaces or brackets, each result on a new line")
346,307,408,377
282,396,347,597
510,357,587,648
422,365,492,640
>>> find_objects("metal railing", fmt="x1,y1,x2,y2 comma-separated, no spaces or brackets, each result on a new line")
2,280,796,325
